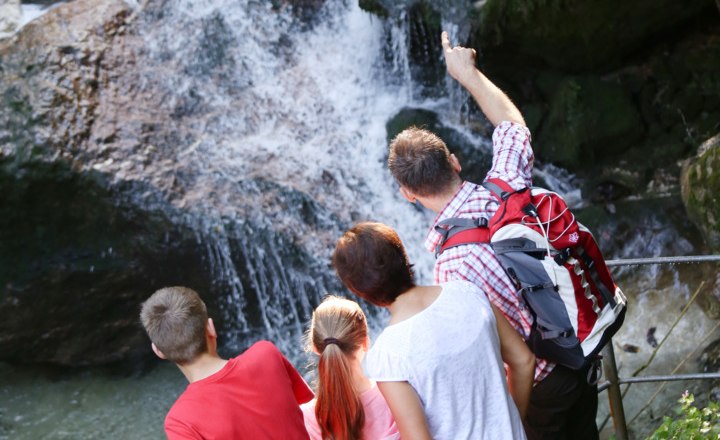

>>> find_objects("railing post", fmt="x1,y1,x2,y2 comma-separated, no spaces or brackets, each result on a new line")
602,342,629,440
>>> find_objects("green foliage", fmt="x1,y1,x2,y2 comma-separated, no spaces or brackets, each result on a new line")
647,392,720,439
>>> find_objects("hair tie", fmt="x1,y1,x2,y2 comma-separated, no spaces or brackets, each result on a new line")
324,337,341,347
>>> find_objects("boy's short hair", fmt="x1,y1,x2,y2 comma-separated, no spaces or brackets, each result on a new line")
332,222,415,306
140,286,208,364
388,126,456,197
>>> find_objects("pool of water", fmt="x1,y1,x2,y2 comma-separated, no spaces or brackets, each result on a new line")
0,361,181,440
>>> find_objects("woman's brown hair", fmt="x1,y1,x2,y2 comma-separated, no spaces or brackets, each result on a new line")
308,296,368,440
332,222,415,306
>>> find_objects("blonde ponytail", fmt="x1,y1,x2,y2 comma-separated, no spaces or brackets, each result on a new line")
308,296,368,440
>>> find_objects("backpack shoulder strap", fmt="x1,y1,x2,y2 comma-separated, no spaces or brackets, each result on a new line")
434,217,490,257
482,178,516,201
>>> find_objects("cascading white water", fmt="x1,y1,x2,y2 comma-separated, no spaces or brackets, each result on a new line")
130,0,447,350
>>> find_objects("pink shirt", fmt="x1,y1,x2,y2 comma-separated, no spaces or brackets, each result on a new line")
426,121,554,383
301,384,400,440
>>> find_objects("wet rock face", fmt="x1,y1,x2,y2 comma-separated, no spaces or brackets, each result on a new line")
0,0,143,366
681,134,720,251
0,160,215,366
405,2,444,97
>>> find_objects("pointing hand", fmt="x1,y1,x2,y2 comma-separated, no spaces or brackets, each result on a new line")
441,31,477,85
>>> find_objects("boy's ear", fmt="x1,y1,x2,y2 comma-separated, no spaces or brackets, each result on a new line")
151,342,167,360
206,318,217,339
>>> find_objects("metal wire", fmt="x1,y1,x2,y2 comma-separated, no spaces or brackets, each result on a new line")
598,372,720,392
605,255,720,267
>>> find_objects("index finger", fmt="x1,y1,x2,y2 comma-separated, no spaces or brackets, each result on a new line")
441,31,451,51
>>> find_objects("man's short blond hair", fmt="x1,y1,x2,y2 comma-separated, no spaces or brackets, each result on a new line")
140,287,208,364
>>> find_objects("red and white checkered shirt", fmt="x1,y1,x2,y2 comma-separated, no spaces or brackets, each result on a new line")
425,121,554,383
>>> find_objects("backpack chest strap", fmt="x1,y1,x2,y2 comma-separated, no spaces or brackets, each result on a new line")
435,217,490,256
483,178,517,201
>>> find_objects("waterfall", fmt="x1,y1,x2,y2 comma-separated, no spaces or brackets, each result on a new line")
119,0,448,354
119,0,598,357
2,2,716,439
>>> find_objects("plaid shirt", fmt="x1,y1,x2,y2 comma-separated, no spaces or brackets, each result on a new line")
425,121,554,383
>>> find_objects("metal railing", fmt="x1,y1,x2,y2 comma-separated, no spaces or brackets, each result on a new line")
599,255,720,440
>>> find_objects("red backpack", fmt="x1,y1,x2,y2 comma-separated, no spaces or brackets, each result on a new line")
435,178,627,374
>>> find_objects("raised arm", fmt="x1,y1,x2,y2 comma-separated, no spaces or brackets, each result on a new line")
441,31,525,127
492,304,535,419
377,381,433,440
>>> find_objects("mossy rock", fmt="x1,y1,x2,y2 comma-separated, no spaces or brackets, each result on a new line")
582,167,641,203
536,76,643,170
681,133,720,251
475,0,713,72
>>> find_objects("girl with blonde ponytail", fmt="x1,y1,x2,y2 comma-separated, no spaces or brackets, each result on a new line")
301,296,399,440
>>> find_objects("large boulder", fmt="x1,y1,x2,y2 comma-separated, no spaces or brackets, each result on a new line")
0,0,223,360
0,0,342,367
681,133,720,250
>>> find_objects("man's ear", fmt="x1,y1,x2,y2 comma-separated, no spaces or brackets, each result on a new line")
399,186,416,203
151,342,166,360
449,154,462,173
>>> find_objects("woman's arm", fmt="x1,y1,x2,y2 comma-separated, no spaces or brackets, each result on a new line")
492,304,535,419
377,381,432,440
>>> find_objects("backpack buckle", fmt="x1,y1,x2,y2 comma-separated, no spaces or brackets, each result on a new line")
586,356,603,385
554,248,572,266
522,203,539,218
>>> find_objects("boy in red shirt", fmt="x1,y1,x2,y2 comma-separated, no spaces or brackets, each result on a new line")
140,286,314,439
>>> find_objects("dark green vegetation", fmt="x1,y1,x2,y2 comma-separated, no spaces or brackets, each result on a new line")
366,0,720,247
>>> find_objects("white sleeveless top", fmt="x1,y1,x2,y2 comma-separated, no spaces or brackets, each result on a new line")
363,280,527,440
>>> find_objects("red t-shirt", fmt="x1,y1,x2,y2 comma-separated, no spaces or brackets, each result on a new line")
165,340,314,439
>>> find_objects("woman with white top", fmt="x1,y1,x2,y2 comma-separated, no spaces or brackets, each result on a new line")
332,222,534,439
301,296,400,440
